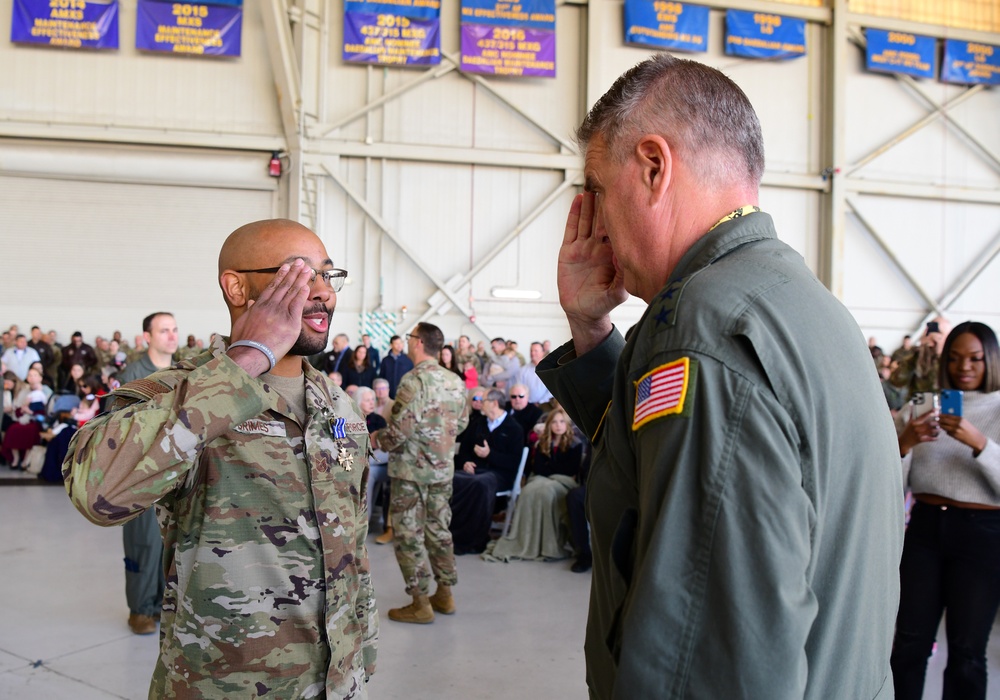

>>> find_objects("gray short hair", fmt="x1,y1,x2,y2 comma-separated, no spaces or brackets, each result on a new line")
577,53,764,188
355,386,375,404
485,388,506,404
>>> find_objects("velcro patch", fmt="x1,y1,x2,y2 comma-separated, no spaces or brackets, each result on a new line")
633,358,693,430
234,419,287,437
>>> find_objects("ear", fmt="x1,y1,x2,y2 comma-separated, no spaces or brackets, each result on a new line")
635,135,672,203
219,270,249,308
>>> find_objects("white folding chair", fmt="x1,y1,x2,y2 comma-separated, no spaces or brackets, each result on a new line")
495,446,530,539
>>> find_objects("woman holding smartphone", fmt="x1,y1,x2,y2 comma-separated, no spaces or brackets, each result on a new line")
892,321,1000,699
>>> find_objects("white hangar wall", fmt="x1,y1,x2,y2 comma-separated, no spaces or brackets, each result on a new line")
0,0,998,351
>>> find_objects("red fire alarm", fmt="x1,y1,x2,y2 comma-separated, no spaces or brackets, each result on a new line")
268,152,282,178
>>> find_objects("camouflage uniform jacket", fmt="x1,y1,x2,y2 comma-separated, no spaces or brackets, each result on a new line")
379,359,469,484
64,336,378,699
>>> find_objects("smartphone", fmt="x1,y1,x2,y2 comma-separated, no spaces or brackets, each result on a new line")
940,389,963,417
909,391,938,419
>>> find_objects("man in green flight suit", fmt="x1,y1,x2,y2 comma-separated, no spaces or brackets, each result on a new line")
64,219,377,699
372,322,469,624
537,54,904,699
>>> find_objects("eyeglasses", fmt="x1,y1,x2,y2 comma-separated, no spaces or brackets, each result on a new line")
511,394,526,399
405,333,422,343
236,266,348,293
472,396,483,401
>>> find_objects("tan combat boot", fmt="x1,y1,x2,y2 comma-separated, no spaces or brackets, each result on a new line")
388,595,434,624
429,584,455,615
375,526,394,545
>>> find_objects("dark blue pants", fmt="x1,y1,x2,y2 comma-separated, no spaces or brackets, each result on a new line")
891,501,1000,700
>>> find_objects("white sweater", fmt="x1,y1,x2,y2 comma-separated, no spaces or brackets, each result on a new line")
901,390,1000,506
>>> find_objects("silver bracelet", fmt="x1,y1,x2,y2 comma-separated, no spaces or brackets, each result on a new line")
229,340,277,372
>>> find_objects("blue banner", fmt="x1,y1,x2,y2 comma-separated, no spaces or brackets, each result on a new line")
624,1,708,53
865,29,936,79
11,0,118,50
136,0,242,56
725,9,805,60
460,0,554,31
942,39,1000,85
343,0,441,66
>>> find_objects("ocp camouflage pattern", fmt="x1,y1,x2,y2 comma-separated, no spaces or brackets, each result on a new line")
64,336,378,699
377,359,469,484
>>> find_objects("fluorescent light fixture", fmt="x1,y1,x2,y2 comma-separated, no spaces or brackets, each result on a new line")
491,287,542,300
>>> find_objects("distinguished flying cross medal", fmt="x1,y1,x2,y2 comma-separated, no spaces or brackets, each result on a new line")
328,416,353,471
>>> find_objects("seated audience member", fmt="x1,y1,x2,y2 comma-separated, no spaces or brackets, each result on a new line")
60,362,86,395
2,371,23,435
69,376,105,427
2,367,49,468
454,389,486,461
342,344,377,389
356,387,390,534
327,371,343,387
30,361,54,391
506,384,542,445
450,388,524,554
373,378,393,419
485,408,584,562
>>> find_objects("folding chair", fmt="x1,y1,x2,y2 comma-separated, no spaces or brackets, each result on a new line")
495,446,530,539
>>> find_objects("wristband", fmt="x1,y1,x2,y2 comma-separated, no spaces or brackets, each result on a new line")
229,340,277,372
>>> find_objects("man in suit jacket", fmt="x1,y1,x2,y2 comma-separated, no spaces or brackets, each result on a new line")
449,388,524,553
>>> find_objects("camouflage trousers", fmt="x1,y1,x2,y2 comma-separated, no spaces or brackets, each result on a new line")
390,478,457,596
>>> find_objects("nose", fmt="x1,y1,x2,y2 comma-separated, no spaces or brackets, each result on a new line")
308,272,334,303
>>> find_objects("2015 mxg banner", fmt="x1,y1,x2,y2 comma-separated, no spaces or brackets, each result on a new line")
460,0,556,78
11,0,119,49
135,0,242,56
624,1,709,54
725,9,805,60
344,0,441,66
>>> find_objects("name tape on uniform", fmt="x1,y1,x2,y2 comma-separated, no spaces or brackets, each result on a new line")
633,357,691,430
234,420,287,437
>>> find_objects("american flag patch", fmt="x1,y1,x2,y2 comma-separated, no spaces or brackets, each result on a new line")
633,358,691,430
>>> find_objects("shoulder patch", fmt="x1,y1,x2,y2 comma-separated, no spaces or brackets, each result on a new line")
632,357,696,431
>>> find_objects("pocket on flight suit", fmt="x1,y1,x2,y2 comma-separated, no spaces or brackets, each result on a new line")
606,506,638,664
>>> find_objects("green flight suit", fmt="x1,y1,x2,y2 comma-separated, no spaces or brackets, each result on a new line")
538,212,904,699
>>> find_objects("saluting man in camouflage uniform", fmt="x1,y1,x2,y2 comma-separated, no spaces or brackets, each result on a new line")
372,322,469,624
64,219,378,699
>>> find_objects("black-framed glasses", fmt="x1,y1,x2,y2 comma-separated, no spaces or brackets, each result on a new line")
511,394,526,399
405,333,422,343
236,266,348,293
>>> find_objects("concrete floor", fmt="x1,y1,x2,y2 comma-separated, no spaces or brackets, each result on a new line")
2,480,999,699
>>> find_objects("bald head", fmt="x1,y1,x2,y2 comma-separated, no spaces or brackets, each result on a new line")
219,219,328,275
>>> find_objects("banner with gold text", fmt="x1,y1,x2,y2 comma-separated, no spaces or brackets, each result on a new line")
135,0,242,56
11,0,118,49
942,39,1000,85
865,29,935,79
725,9,805,60
460,0,556,78
343,0,441,67
624,1,708,53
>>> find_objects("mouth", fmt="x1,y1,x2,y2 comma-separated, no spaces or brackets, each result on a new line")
302,305,332,333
